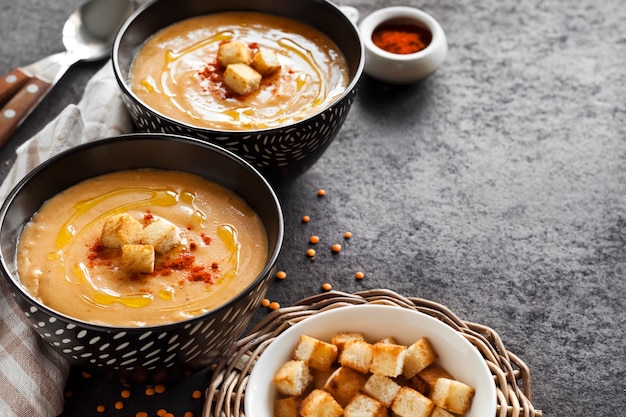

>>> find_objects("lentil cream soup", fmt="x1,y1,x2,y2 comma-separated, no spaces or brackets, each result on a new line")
17,170,268,326
130,12,349,130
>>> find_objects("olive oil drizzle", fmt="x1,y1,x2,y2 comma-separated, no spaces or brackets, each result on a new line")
142,29,327,128
50,186,241,310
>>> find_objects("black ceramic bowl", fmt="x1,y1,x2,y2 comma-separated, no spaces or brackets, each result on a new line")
112,0,364,185
0,134,283,384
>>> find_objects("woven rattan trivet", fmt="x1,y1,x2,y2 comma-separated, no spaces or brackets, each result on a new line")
203,289,542,417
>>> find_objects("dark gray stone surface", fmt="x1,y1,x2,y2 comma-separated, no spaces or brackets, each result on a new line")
1,0,624,415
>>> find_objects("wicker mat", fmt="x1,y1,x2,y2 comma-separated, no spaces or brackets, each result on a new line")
203,289,542,417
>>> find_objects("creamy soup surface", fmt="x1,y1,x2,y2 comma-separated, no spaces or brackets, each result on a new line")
17,170,268,326
130,11,350,130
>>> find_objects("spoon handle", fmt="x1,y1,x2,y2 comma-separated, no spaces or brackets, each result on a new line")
0,69,31,106
0,76,51,148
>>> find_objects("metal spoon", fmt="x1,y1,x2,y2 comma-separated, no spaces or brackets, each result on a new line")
0,0,134,147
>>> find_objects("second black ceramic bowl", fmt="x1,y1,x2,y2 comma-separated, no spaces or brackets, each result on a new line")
0,134,283,384
113,0,364,185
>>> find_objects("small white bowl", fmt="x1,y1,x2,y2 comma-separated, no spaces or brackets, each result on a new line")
358,6,448,83
245,304,496,417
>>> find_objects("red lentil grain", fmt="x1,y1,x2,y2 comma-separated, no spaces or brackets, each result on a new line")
82,371,92,379
192,389,203,399
302,215,311,223
155,384,166,394
115,401,124,410
276,271,287,279
145,387,156,396
185,412,194,417
157,409,167,416
261,298,271,307
269,301,280,310
331,243,342,253
306,248,316,257
317,189,326,197
121,389,131,398
355,271,365,279
322,283,332,291
96,405,105,412
309,235,320,244
136,413,149,417
344,231,353,239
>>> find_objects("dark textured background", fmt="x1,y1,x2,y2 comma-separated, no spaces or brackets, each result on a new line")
1,0,625,416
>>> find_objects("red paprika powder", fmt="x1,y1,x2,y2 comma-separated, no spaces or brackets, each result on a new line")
372,23,432,55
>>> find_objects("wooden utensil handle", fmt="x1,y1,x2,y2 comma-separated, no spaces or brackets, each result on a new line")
0,77,51,148
0,68,31,106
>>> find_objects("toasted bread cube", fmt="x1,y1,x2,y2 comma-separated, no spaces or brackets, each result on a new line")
121,244,155,274
361,374,401,407
409,374,431,396
251,49,281,75
344,393,388,417
390,386,434,417
429,406,456,417
338,339,373,373
430,377,476,414
299,389,343,417
217,40,252,67
402,337,437,379
274,396,300,417
294,334,338,371
322,366,367,407
101,213,142,248
139,218,180,254
376,336,399,344
311,366,336,390
331,332,365,353
273,360,312,397
415,364,454,393
223,63,262,95
370,342,407,377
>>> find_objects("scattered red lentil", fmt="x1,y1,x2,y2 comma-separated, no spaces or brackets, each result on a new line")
192,389,203,399
306,248,316,257
331,243,342,253
344,231,353,239
185,412,194,417
276,271,287,279
155,384,166,394
121,389,131,399
322,283,333,291
145,387,156,396
157,409,167,417
269,301,281,310
136,412,148,417
115,401,124,410
309,235,320,244
317,189,326,197
261,298,271,307
302,215,311,223
96,405,105,412
355,271,365,280
165,413,175,417
82,371,92,379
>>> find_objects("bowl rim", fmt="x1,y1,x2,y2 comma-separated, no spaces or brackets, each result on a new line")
0,133,284,332
359,6,447,61
244,303,497,417
111,0,364,134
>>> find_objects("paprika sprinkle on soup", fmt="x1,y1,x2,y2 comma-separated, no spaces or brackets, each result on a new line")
372,23,432,54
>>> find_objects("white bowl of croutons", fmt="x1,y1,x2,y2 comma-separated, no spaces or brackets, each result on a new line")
245,304,496,417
